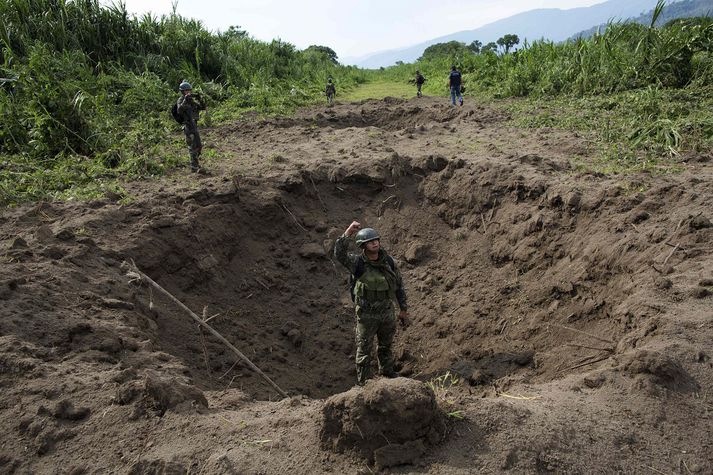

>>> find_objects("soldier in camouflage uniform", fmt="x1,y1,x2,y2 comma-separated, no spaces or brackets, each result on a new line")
325,78,336,106
176,81,207,172
335,221,409,385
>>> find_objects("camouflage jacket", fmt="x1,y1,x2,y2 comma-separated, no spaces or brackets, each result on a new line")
334,235,408,311
176,93,206,128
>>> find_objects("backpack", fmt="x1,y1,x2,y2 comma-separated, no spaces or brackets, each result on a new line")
170,103,184,125
349,255,395,302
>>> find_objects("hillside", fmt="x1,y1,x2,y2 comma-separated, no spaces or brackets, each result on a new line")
574,0,713,39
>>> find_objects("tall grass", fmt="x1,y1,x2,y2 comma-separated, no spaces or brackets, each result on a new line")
382,8,712,98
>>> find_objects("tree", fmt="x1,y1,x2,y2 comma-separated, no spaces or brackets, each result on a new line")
304,45,338,64
481,42,498,54
496,34,520,54
419,41,471,61
223,25,248,40
468,40,482,54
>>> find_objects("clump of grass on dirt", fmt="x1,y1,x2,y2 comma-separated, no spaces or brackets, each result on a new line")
427,371,465,420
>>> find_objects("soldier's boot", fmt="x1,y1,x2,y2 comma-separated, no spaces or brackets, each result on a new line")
190,153,200,172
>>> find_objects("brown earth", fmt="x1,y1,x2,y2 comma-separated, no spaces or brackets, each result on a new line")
1,95,712,474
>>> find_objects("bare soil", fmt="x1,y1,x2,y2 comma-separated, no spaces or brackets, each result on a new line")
1,96,712,474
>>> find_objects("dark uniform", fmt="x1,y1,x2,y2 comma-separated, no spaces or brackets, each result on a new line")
334,235,408,385
326,81,336,105
176,92,206,171
415,71,426,97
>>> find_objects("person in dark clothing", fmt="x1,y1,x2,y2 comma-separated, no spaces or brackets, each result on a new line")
448,65,463,106
415,70,426,98
176,81,207,172
325,78,336,106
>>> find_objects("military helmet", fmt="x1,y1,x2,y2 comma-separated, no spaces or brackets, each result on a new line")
179,81,192,91
355,228,380,247
327,78,333,83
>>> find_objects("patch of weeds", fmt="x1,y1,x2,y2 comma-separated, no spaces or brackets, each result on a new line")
504,86,712,175
454,230,467,241
269,153,287,163
427,371,464,419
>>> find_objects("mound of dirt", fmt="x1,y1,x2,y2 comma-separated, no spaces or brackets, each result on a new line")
616,349,700,394
115,370,208,417
320,377,446,468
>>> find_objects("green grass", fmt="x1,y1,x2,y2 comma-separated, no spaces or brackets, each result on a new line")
503,85,713,173
341,80,421,101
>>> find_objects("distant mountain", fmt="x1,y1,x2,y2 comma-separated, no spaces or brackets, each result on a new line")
344,0,686,68
573,0,713,39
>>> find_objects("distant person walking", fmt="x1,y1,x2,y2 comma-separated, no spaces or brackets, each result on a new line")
326,78,336,106
448,65,463,106
176,81,207,173
415,70,426,98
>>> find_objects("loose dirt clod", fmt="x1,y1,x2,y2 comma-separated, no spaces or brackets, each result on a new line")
320,377,446,468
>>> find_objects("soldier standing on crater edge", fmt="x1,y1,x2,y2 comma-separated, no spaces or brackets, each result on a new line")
334,221,409,385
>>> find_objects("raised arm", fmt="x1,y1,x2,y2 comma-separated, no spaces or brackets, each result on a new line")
334,221,362,272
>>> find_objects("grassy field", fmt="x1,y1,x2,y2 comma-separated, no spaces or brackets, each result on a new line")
341,80,425,101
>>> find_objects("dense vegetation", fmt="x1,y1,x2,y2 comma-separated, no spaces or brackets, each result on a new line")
0,0,366,205
381,2,713,166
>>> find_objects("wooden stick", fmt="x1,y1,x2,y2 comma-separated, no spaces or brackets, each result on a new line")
123,261,289,399
550,323,615,344
308,173,327,212
562,355,610,372
204,312,221,324
663,243,680,266
255,277,271,290
566,343,614,352
280,203,308,232
199,306,211,375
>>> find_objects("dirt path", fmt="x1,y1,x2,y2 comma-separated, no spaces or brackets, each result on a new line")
1,96,712,473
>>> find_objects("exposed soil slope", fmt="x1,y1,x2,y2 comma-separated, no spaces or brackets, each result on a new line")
1,96,711,474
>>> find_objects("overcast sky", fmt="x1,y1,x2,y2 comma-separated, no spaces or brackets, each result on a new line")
104,0,608,59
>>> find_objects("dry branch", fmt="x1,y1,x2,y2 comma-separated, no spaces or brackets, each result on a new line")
565,343,614,353
562,355,611,372
123,261,289,399
663,243,680,266
280,203,308,232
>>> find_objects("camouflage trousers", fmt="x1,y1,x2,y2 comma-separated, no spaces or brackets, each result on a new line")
183,125,202,170
354,302,396,385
